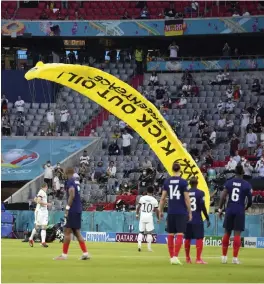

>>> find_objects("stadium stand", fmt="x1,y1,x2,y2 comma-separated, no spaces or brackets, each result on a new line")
2,1,264,20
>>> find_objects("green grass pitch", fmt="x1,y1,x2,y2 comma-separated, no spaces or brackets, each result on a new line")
1,239,264,283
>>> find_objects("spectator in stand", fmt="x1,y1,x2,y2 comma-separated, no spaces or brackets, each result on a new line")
256,159,264,179
112,128,121,139
261,126,264,145
182,80,192,97
181,69,193,84
252,79,261,94
185,0,199,14
242,158,253,180
118,120,127,133
232,10,240,17
225,156,237,172
108,140,121,156
89,129,98,137
230,133,240,156
121,10,131,20
233,150,241,164
191,81,199,96
60,106,69,133
255,144,263,159
188,111,199,126
142,157,152,170
225,84,233,99
91,161,104,183
204,150,214,167
138,169,152,195
226,115,234,137
155,85,165,106
217,100,225,114
106,161,117,178
53,172,62,198
246,128,258,155
168,41,179,60
257,103,264,124
198,116,208,136
241,108,250,139
222,69,232,85
222,43,231,57
242,9,250,16
256,155,264,168
234,48,239,57
225,99,235,113
135,47,143,75
140,6,149,19
148,72,159,86
46,130,53,136
190,147,200,162
122,129,133,156
258,1,264,11
253,116,263,141
123,157,134,178
78,163,89,183
43,161,53,189
164,2,176,19
233,84,243,100
54,162,65,180
217,114,226,131
68,51,76,64
209,128,217,146
210,71,224,85
14,96,25,115
176,95,187,109
15,113,25,136
1,114,11,136
162,110,169,121
46,108,55,132
80,150,90,166
1,94,8,116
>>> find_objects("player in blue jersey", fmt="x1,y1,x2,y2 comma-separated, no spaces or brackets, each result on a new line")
54,168,90,260
218,164,252,264
159,162,192,265
184,177,210,264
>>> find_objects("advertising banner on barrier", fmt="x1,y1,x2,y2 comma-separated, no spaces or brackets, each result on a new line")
164,19,184,36
115,233,157,243
244,237,257,248
256,237,264,248
203,236,244,247
81,232,116,242
156,234,195,245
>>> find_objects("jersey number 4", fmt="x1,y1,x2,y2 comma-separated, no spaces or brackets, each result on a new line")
169,185,181,200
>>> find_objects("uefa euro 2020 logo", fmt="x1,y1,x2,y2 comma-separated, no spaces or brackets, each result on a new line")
1,149,39,169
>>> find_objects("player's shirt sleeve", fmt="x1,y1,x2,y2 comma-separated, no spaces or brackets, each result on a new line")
162,178,168,192
199,191,205,206
138,197,143,205
37,190,44,199
153,198,159,208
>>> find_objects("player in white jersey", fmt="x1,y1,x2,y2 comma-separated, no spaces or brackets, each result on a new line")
29,183,50,248
136,186,159,252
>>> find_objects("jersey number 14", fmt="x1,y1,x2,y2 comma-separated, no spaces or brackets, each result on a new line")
169,185,181,200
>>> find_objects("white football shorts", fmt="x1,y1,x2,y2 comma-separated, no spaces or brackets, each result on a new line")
139,219,154,233
35,210,48,226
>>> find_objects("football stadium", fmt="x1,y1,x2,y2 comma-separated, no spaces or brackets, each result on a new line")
1,0,264,283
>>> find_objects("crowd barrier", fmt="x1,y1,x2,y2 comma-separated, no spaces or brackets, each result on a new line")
5,211,264,237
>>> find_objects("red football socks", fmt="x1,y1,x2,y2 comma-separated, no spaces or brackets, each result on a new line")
167,234,174,258
184,239,191,259
63,243,69,255
79,241,88,253
196,239,203,260
233,236,241,258
174,234,183,257
222,234,230,256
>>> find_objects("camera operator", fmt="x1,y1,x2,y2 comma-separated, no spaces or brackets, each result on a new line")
54,162,65,181
138,168,156,195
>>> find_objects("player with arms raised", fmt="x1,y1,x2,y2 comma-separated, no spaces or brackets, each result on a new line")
136,186,159,252
159,162,192,265
54,168,90,260
184,176,210,264
29,183,50,248
218,164,252,264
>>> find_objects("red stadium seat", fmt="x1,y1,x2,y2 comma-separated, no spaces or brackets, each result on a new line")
83,2,90,9
101,9,109,16
68,9,75,17
38,2,46,10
